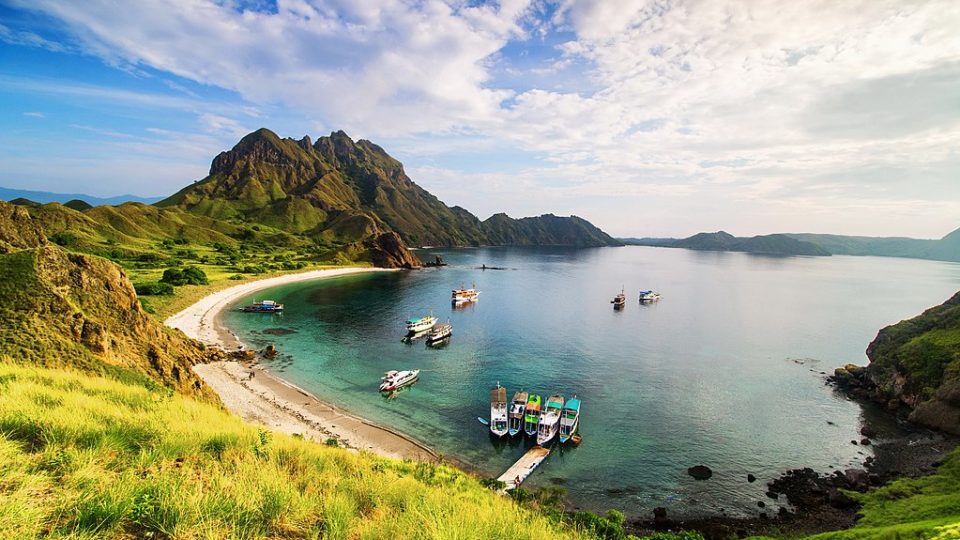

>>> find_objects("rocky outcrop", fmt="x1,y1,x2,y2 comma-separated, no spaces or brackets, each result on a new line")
364,231,421,269
832,291,960,434
0,201,47,253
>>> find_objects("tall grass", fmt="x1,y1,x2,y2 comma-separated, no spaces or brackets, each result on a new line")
0,362,584,539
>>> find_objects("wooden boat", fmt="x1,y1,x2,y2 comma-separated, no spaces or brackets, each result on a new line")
611,288,625,310
452,284,480,305
406,314,438,334
490,383,508,437
425,322,452,347
508,390,528,436
559,396,581,443
536,394,564,446
241,300,284,313
523,394,541,437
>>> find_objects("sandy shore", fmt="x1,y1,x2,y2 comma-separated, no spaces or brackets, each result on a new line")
166,268,438,462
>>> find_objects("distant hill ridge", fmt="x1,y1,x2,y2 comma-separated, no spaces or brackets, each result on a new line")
0,186,162,206
623,228,960,262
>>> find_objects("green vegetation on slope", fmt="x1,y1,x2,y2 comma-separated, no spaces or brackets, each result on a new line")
0,361,586,540
622,231,829,256
807,447,960,540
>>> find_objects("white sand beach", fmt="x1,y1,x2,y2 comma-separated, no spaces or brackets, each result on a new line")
166,268,438,462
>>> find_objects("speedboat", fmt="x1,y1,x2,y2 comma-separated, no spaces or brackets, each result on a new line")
241,300,284,313
490,383,508,437
523,394,541,437
425,322,452,347
536,394,564,446
451,284,480,305
508,390,528,436
379,369,420,392
611,288,625,310
406,314,438,334
639,290,661,302
559,396,581,443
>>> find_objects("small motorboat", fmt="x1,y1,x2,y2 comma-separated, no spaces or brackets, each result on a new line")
241,300,284,313
508,389,528,436
611,288,625,310
523,394,541,437
490,383,508,437
536,394,564,446
379,369,420,392
639,290,661,302
559,396,581,443
425,322,452,347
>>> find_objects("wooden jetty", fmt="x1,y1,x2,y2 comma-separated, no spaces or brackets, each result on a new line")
496,446,551,492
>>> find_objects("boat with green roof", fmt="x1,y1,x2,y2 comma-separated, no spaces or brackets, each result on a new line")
559,396,581,443
537,394,564,446
523,394,541,437
405,313,438,334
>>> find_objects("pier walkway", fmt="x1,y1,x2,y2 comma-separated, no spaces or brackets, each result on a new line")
496,446,551,492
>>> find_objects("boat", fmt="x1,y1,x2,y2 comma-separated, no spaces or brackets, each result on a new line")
523,394,541,437
425,321,452,346
508,389,528,436
639,290,661,302
536,394,564,446
379,369,420,392
490,383,508,437
241,299,284,313
559,396,581,443
451,284,480,305
405,314,438,334
611,287,626,309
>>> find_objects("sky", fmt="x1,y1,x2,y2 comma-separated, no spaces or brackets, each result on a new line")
1,0,958,238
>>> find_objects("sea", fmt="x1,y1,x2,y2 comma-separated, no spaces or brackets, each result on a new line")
222,246,960,518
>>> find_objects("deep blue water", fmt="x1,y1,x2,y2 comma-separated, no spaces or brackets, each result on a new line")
223,246,960,518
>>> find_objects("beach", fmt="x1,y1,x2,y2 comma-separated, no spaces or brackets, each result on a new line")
166,267,438,462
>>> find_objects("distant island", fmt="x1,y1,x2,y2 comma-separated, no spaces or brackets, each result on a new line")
622,228,960,262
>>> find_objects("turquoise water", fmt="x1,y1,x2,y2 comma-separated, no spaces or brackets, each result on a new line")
223,246,960,518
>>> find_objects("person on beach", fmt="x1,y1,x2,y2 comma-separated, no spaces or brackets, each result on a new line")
249,371,255,380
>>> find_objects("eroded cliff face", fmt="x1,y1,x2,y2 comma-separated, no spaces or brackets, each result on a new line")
0,201,217,400
834,291,960,434
0,202,47,253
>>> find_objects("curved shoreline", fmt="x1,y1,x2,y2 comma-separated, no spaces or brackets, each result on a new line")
165,267,440,462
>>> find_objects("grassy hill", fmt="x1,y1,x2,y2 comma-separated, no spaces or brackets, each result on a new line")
623,231,829,256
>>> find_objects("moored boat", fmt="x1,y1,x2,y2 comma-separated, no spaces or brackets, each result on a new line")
523,394,542,437
379,369,420,392
406,314,438,334
425,321,452,346
639,290,661,302
611,288,626,309
241,300,284,313
452,284,480,305
559,396,581,443
508,390,528,436
537,394,564,446
490,383,508,437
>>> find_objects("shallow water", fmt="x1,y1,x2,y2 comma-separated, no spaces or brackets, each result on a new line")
223,246,960,518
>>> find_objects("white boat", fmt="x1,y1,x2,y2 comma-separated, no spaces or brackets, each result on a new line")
406,314,438,333
508,390,528,436
379,369,420,392
425,322,452,347
490,383,508,437
559,396,581,443
536,394,564,446
241,299,284,313
639,290,661,302
452,284,480,305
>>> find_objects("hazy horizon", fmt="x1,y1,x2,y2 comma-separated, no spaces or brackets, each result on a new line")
2,0,958,238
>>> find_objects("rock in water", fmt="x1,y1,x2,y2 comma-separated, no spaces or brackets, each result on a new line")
687,465,713,480
747,474,757,483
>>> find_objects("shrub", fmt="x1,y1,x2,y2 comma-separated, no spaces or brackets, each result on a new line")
50,232,78,247
134,282,175,296
160,266,208,286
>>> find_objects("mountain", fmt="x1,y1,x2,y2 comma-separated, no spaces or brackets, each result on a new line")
624,231,829,256
833,291,960,435
0,201,217,399
159,128,620,266
0,186,163,206
624,228,960,262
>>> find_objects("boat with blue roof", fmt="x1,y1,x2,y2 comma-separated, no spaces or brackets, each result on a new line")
559,396,581,443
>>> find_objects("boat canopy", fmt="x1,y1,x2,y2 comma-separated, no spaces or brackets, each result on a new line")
564,398,581,411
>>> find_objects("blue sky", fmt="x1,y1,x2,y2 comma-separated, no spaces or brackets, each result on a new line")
1,0,959,238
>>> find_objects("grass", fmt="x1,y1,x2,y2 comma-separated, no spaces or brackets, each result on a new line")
0,361,587,540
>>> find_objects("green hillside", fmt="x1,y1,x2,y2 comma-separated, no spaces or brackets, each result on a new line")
624,231,829,256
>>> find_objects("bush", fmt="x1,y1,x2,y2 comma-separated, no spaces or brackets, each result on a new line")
134,282,175,296
160,266,209,286
50,232,78,247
